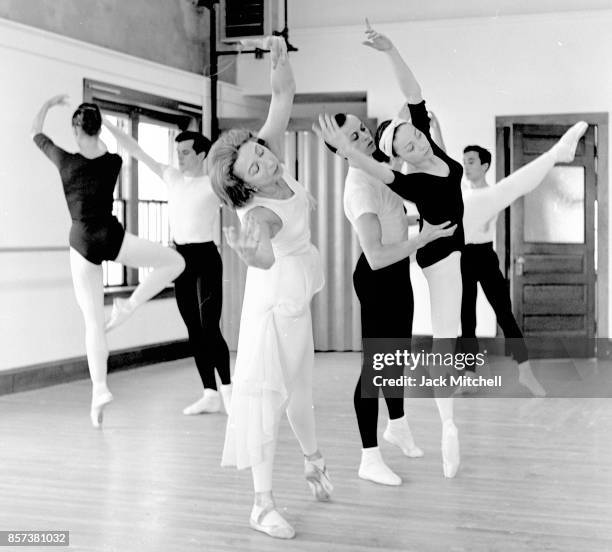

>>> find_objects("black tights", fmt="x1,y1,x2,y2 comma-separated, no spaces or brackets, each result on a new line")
174,242,231,390
353,254,414,449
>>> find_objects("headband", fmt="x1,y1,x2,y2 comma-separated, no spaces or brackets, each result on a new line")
379,117,408,158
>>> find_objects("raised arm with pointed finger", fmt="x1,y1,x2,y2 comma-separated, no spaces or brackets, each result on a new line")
362,19,423,104
256,36,295,157
102,119,165,179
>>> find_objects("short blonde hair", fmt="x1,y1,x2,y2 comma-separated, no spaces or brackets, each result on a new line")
209,129,257,208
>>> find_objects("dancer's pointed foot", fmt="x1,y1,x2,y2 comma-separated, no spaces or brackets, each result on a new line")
383,416,424,457
441,420,460,478
90,388,113,428
182,389,221,415
454,370,479,395
552,121,588,163
304,452,333,501
358,447,402,486
518,361,546,397
105,298,135,333
250,503,295,539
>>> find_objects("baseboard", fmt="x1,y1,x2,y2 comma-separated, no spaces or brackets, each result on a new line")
0,340,191,396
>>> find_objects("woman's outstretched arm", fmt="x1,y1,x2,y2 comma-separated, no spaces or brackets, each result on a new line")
313,114,395,184
362,19,423,104
256,36,296,158
31,94,69,138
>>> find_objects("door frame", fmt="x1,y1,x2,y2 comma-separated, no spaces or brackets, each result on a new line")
495,113,609,350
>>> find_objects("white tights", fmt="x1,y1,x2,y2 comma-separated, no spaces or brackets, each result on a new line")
251,351,319,493
70,233,184,391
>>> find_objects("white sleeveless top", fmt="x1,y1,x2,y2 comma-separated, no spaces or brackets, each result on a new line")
236,166,313,257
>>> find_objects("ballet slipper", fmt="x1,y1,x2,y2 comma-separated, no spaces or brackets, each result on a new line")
358,448,402,486
182,389,221,415
517,361,546,397
304,457,333,501
250,503,295,539
551,121,588,163
383,417,424,458
105,297,135,333
441,420,460,478
90,389,113,428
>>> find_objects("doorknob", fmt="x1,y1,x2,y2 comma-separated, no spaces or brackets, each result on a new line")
515,256,525,276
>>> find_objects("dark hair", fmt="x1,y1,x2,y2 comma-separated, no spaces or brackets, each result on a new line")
175,131,212,156
208,129,259,208
72,103,102,136
463,145,491,167
323,113,347,155
324,113,388,162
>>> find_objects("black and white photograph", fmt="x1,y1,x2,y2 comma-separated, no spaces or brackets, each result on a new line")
1,0,611,550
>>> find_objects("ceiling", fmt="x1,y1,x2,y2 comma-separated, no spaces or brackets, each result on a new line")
287,0,612,28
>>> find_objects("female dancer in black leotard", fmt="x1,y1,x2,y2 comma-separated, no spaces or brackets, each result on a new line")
316,22,587,478
32,95,185,428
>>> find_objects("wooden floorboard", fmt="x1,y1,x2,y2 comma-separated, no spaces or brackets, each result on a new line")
1,353,611,551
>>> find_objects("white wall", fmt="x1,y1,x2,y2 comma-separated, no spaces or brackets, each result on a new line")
0,18,265,371
237,9,612,337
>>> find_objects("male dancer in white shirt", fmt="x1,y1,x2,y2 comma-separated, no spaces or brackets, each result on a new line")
104,122,232,413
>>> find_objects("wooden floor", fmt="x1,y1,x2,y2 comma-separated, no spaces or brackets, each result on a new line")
1,353,612,552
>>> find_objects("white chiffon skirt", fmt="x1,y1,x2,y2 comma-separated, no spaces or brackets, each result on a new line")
221,245,324,470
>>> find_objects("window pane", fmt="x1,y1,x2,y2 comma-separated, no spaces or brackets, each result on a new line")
523,166,585,244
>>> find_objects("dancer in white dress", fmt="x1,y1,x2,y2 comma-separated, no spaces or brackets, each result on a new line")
208,36,331,540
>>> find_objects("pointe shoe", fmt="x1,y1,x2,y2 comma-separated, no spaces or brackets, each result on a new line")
304,458,333,501
182,389,221,415
358,448,402,486
441,420,460,478
250,504,295,539
90,390,113,428
105,298,134,333
553,121,588,163
383,419,424,458
518,361,546,397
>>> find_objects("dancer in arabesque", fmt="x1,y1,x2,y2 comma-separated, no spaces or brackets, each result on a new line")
32,97,185,427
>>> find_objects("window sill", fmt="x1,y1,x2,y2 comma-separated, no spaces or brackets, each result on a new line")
103,285,176,305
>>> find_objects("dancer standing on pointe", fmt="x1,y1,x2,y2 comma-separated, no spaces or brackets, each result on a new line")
208,36,331,539
316,21,587,477
102,123,232,415
460,145,546,397
324,126,455,481
32,97,185,427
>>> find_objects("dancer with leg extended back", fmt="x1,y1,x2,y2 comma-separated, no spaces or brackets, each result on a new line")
316,21,587,476
208,36,331,539
32,96,185,427
460,145,546,396
102,123,232,415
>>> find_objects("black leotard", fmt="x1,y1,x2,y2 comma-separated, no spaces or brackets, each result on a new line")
386,101,465,268
34,133,125,264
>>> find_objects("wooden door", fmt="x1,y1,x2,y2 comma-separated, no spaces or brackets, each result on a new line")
509,121,597,357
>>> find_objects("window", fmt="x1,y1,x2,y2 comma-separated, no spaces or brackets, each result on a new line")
83,79,202,290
